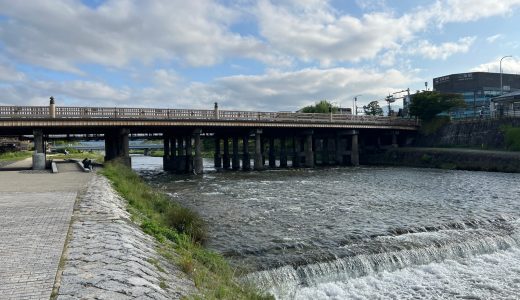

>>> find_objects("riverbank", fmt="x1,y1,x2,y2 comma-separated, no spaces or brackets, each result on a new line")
56,173,196,299
361,147,520,172
100,162,272,299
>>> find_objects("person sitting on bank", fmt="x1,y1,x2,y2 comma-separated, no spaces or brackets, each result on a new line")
82,158,92,170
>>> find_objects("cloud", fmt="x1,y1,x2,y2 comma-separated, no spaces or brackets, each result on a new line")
471,57,520,74
0,67,418,111
0,0,282,73
486,34,503,43
255,0,418,66
430,0,520,24
410,36,476,60
0,61,26,81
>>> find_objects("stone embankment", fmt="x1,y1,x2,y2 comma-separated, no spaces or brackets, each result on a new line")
56,174,196,299
361,147,520,173
415,118,520,148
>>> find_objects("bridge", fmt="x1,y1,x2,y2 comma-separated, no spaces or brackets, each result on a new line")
0,99,419,173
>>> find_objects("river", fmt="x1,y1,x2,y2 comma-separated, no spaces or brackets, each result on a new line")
133,155,520,299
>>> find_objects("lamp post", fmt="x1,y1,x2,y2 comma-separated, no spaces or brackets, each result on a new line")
353,95,361,116
500,55,513,95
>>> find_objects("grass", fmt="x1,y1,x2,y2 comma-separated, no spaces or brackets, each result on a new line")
501,125,520,151
101,161,272,299
0,150,33,162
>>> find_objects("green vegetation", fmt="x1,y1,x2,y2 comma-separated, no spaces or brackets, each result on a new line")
101,161,271,299
299,100,338,113
501,125,520,151
409,91,465,121
363,101,383,116
0,150,33,161
419,115,451,135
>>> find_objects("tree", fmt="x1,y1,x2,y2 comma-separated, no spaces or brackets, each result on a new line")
300,100,338,113
363,101,383,116
409,91,466,121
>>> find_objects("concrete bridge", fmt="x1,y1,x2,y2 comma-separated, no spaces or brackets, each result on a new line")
0,99,419,173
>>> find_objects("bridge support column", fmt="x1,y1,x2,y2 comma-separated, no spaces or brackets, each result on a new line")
292,136,301,168
214,136,222,168
32,129,46,170
322,138,329,165
335,135,344,165
254,129,263,171
185,136,193,173
392,131,399,148
268,137,276,168
177,136,185,172
232,136,240,170
280,137,288,168
304,130,314,168
105,128,131,167
223,137,230,169
163,134,172,171
194,129,203,174
351,131,359,166
242,134,251,171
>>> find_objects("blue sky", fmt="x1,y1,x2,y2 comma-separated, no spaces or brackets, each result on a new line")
1,0,520,112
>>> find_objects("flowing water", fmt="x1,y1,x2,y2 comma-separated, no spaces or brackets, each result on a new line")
133,155,520,299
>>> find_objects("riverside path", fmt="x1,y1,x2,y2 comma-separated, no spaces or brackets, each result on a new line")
0,159,91,300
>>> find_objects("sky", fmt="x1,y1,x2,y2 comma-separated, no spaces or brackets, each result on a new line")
1,0,520,112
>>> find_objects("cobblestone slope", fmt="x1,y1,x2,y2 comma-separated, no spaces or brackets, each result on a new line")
56,174,196,299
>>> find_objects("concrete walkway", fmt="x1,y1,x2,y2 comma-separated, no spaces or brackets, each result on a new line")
0,161,91,300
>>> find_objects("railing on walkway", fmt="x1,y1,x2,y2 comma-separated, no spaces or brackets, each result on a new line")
0,105,419,127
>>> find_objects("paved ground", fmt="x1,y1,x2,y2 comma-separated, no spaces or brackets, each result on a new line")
0,160,91,300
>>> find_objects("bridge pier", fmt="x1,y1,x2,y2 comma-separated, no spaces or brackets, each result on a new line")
292,136,301,168
392,130,399,148
268,137,276,168
242,134,251,171
223,137,230,169
105,128,131,167
232,136,240,170
351,131,359,166
214,136,222,169
304,130,314,168
32,129,46,170
254,129,263,171
194,129,203,174
280,137,288,168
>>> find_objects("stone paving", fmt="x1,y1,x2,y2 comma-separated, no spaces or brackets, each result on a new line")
0,191,77,300
56,174,196,299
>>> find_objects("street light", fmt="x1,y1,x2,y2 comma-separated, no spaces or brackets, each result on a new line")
500,55,513,95
353,95,362,116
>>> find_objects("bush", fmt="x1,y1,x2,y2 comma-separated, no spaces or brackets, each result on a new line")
502,125,520,151
165,204,207,243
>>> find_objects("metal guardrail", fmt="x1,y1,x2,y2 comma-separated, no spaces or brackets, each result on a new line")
0,105,419,127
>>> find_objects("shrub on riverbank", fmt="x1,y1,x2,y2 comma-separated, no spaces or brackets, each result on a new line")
101,161,271,299
502,125,520,151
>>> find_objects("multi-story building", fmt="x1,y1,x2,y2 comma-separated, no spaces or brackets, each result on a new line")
433,72,520,118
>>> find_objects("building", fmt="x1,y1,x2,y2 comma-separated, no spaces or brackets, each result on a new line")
433,72,520,118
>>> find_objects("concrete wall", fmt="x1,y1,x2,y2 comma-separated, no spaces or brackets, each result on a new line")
361,148,520,173
415,118,520,149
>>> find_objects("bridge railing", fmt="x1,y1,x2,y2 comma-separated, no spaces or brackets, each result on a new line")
0,105,419,126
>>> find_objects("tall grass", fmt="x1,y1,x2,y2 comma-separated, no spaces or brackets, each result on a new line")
0,150,33,161
101,161,271,299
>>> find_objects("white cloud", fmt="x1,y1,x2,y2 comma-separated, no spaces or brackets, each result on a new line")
430,0,520,24
255,0,418,66
0,0,282,72
471,57,520,74
0,67,418,111
411,36,476,60
486,34,503,43
0,62,25,81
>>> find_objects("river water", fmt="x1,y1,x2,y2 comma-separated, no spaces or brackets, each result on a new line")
133,155,520,299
